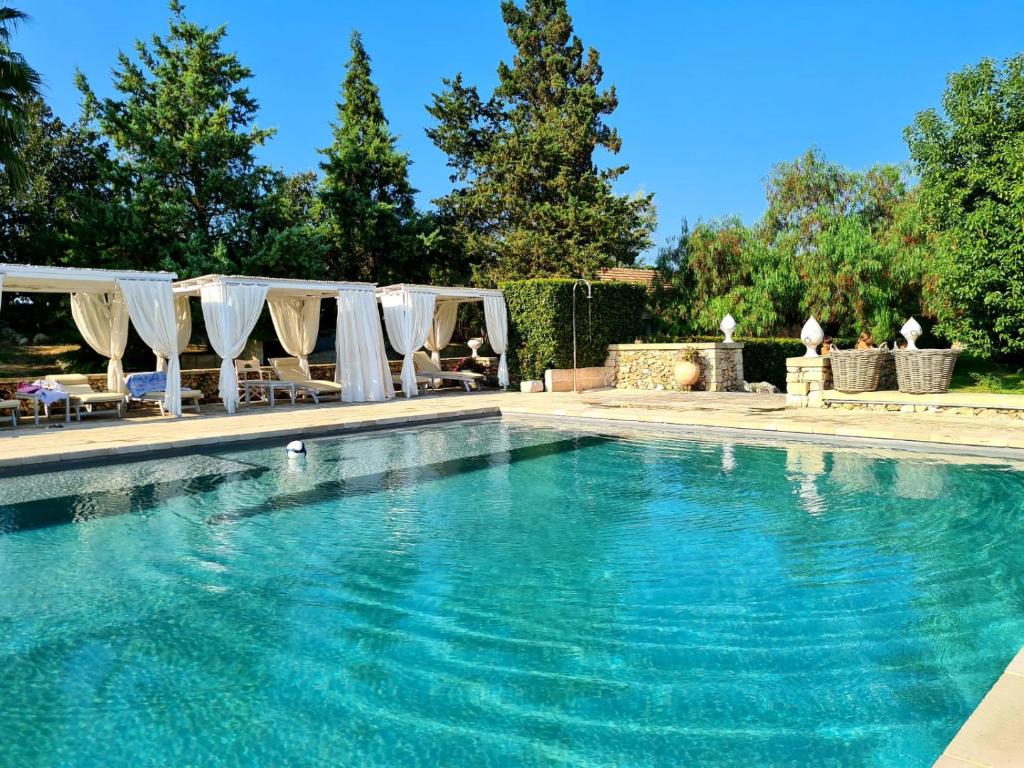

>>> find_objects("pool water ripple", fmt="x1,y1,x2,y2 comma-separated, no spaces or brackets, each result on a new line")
1,421,1023,766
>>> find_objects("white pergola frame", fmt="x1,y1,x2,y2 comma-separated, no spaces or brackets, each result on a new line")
0,264,177,295
376,283,509,394
0,263,183,416
174,273,395,410
174,273,376,299
376,283,504,304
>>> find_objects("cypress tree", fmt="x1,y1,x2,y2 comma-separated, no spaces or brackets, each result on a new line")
320,31,419,284
427,0,655,284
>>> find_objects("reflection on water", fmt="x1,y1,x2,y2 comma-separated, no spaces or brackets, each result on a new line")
893,462,946,500
0,421,1022,767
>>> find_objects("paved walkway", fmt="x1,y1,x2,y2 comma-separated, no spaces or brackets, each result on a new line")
3,388,1024,471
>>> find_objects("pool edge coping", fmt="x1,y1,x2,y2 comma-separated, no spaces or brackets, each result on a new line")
500,412,1024,462
0,407,502,478
934,647,1024,768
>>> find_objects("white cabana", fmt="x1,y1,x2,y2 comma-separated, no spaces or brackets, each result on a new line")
0,264,184,415
174,274,395,410
377,284,510,392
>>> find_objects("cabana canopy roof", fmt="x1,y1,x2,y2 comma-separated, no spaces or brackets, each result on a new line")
0,264,177,294
174,274,376,299
376,283,503,303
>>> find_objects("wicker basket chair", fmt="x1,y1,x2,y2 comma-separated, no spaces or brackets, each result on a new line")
829,347,891,393
893,349,960,394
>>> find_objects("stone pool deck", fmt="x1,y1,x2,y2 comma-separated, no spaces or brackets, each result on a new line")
2,387,1023,765
3,387,1024,472
935,648,1024,768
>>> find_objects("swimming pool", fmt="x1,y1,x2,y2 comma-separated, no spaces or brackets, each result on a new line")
1,419,1022,766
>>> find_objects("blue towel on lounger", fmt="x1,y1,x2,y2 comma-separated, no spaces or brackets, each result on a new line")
125,372,167,398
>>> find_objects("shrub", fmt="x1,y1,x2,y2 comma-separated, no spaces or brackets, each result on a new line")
502,278,647,381
739,338,807,387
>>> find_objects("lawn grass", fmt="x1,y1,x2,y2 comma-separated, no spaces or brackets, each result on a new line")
0,344,79,378
949,353,1024,395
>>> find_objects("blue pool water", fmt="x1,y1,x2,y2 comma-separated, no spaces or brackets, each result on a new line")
1,420,1023,766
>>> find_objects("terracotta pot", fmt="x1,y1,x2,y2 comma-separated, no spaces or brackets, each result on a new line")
674,359,701,387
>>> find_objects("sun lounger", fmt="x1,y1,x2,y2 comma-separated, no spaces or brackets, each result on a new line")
391,373,432,392
45,374,125,420
0,399,18,428
134,388,202,415
268,357,343,404
124,372,202,415
412,351,484,392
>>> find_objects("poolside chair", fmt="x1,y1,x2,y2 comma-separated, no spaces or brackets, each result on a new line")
124,372,202,416
0,399,17,428
268,357,343,404
391,372,432,393
412,351,484,392
45,374,125,420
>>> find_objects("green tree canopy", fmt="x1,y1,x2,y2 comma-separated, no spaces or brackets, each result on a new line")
0,7,42,190
75,0,278,276
426,0,655,284
654,148,930,341
906,55,1024,356
0,99,114,336
319,30,422,284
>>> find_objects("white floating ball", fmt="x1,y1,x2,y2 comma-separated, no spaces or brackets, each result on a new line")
286,440,306,456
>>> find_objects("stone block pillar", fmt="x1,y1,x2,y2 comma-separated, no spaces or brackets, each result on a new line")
785,356,832,408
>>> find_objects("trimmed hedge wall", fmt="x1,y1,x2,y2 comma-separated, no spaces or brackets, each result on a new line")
502,279,647,381
739,338,807,387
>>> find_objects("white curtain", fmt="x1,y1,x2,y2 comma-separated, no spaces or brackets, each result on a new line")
157,295,192,372
425,300,460,366
118,279,182,417
269,297,321,377
71,291,130,394
199,281,268,414
484,294,509,388
335,287,395,402
381,288,436,398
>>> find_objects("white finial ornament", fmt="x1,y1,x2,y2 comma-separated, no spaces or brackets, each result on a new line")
900,317,922,350
720,314,737,344
801,316,824,358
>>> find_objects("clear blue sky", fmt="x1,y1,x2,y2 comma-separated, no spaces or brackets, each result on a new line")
18,0,1024,261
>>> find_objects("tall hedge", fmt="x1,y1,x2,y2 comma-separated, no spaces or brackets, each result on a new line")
502,279,647,381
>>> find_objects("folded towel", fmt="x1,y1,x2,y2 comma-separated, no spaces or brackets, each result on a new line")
125,371,167,398
23,381,68,406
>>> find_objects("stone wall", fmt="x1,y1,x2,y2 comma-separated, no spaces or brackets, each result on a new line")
823,401,1024,419
785,356,832,408
605,343,745,392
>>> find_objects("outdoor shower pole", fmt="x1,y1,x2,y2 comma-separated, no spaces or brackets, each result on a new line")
572,278,592,394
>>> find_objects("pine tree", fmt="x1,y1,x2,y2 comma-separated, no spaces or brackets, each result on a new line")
320,31,419,284
75,0,277,275
427,0,655,284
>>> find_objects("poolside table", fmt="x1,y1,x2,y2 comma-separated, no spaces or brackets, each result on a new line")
15,390,71,425
242,379,298,407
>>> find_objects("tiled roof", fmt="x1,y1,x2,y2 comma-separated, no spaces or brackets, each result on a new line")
595,267,663,290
